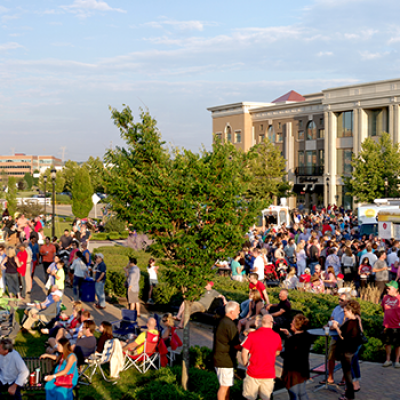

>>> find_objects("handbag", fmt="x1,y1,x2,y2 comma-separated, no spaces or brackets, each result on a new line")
359,330,368,345
54,374,74,388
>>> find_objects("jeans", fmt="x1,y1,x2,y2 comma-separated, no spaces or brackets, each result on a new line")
341,352,355,399
308,262,318,275
0,381,22,400
73,276,84,301
95,281,106,307
288,381,309,400
19,275,26,298
240,299,250,318
5,273,19,296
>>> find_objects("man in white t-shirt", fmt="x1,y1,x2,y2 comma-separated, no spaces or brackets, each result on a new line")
252,248,264,281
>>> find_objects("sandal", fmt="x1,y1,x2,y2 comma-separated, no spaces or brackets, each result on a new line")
173,316,181,321
319,379,335,385
338,380,346,386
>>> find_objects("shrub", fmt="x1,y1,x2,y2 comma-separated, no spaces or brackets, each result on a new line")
16,201,44,219
91,232,108,241
189,346,214,371
107,231,120,240
104,216,126,233
153,282,181,305
360,337,385,362
64,217,73,222
56,194,71,204
105,271,126,297
120,231,129,239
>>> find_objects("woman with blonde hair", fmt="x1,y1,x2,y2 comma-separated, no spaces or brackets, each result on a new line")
296,242,307,276
323,266,337,294
237,289,264,333
161,313,176,347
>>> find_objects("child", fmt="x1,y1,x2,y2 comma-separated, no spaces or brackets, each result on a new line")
147,258,159,304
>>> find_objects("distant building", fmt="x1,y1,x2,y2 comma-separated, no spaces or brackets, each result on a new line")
0,153,63,177
208,78,400,210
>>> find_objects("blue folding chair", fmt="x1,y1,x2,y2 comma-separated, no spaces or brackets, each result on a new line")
112,309,138,339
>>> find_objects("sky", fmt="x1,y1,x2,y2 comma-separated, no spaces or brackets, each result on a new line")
1,0,400,161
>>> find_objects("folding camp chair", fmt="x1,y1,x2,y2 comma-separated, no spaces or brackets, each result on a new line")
112,309,138,339
123,331,160,374
80,339,116,384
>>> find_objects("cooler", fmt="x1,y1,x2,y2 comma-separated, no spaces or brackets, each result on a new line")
81,279,96,303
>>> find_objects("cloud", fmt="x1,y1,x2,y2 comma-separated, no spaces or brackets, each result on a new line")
60,0,126,17
0,42,23,51
359,50,389,60
143,18,214,32
317,51,333,56
0,6,9,14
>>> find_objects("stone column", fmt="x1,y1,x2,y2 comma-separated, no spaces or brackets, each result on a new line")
324,111,330,207
389,105,394,140
327,111,336,205
393,104,400,145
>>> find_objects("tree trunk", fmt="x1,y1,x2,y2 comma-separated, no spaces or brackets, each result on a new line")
181,299,191,390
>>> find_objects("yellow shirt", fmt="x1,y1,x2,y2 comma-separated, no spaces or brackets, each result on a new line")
131,329,159,355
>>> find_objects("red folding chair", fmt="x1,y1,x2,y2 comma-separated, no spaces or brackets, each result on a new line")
123,331,160,373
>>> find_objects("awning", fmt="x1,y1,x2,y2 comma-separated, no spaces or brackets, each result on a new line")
309,184,324,194
292,184,304,194
292,184,324,194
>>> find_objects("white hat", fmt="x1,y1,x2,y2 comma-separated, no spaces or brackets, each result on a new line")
52,290,63,298
96,253,104,260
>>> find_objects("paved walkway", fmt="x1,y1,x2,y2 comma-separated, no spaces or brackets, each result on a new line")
24,264,399,399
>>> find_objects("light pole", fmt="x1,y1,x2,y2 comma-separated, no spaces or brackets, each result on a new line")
385,177,389,198
51,169,56,238
44,175,47,221
326,176,330,208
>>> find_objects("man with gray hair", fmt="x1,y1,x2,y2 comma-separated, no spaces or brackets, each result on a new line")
0,338,29,399
214,301,241,400
241,314,282,400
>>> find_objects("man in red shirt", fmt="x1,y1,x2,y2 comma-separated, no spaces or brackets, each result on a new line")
381,281,400,368
241,314,282,400
40,237,56,280
240,274,270,318
16,243,28,298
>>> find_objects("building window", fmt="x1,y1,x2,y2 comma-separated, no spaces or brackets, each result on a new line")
320,118,324,127
277,132,283,143
259,134,265,143
298,151,304,168
225,126,232,142
268,125,275,143
260,124,264,131
298,130,304,140
336,185,353,209
318,129,325,139
235,130,242,143
306,121,317,140
319,150,325,169
298,120,303,129
306,150,317,174
278,122,281,129
214,132,222,142
337,111,353,137
337,149,353,175
367,108,388,137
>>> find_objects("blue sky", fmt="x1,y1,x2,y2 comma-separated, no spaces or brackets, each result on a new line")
1,0,400,161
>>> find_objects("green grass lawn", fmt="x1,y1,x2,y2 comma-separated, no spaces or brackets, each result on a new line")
44,220,72,238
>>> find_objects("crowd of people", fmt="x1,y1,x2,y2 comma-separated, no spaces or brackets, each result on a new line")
212,205,400,400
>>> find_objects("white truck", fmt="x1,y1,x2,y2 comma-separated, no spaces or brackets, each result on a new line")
258,198,292,230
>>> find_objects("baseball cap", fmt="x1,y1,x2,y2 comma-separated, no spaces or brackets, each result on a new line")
304,268,310,274
207,281,214,287
386,281,399,289
337,273,344,279
51,290,63,298
96,253,104,260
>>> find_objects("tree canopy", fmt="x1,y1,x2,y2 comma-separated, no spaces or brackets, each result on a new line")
82,156,105,193
38,168,65,194
344,132,400,203
71,167,94,219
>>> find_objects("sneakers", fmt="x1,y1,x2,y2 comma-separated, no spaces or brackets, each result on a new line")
394,362,400,368
147,299,154,304
382,361,392,367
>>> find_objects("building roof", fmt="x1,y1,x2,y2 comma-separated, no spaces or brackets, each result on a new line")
272,90,305,104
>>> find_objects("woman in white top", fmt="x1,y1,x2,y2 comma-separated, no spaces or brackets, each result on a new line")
283,267,298,290
147,257,159,304
296,242,307,276
341,248,356,278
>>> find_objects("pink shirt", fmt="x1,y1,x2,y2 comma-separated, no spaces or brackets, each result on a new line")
382,294,400,329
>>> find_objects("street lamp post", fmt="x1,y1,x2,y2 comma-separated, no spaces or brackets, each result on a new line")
51,169,56,238
44,175,47,221
385,177,389,198
326,176,330,208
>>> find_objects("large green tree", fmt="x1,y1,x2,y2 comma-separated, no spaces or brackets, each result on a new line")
38,168,65,194
71,167,94,218
104,107,267,389
246,137,290,202
63,160,79,192
82,156,105,193
23,173,33,190
344,132,400,203
5,176,18,215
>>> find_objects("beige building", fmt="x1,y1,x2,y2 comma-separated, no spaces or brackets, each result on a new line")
208,78,400,209
0,153,63,177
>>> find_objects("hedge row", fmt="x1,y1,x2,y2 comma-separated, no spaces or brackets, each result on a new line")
91,231,129,241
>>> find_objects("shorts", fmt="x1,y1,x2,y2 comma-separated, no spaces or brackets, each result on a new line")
243,375,274,400
328,338,337,361
190,302,206,315
215,367,234,387
383,328,400,347
127,290,140,304
149,279,158,286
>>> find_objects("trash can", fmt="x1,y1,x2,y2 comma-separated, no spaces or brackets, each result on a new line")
81,279,96,303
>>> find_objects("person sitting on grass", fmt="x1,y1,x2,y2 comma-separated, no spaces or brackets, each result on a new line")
174,282,226,329
40,338,78,400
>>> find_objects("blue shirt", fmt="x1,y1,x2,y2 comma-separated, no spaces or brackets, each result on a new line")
330,305,345,339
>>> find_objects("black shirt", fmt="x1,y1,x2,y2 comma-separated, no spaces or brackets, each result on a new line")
310,245,319,262
60,235,73,249
213,316,240,368
282,332,312,377
270,299,291,320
